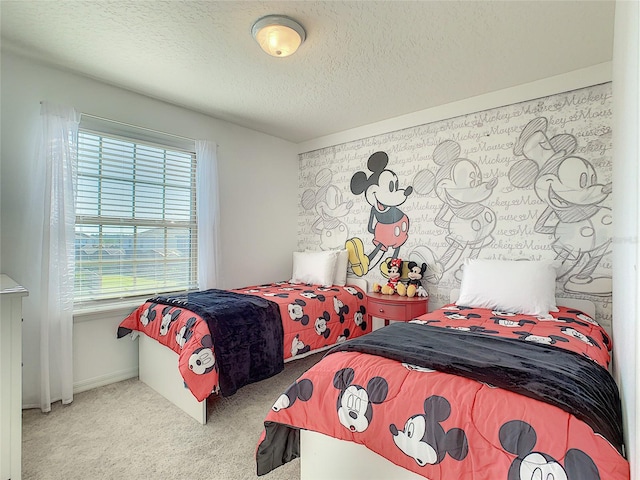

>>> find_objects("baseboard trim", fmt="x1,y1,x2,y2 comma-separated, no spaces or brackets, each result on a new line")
73,367,139,394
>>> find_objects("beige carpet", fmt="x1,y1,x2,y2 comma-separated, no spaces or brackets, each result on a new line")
22,353,324,480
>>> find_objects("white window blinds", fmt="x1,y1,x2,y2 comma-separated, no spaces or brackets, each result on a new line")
75,117,198,303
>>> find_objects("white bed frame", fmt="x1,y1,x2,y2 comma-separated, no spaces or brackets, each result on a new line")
299,294,597,480
137,277,368,424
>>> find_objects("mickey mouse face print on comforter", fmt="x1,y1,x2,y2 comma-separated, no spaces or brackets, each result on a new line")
256,305,630,480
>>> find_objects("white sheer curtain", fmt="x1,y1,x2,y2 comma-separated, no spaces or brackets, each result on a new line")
35,102,80,412
196,140,220,290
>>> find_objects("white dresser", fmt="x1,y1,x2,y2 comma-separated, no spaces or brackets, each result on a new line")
1,275,28,480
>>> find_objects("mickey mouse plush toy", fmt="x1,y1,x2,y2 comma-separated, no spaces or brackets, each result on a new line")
373,258,403,295
400,261,428,298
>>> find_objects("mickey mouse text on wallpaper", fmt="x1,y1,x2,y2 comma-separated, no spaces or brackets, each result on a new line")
301,168,353,250
409,140,498,283
345,152,413,277
508,117,612,297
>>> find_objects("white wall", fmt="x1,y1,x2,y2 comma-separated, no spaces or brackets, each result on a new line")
612,0,639,477
0,50,299,406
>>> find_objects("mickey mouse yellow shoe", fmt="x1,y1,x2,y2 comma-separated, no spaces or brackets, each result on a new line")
345,238,369,276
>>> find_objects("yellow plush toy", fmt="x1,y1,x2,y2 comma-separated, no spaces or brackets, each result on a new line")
373,258,403,295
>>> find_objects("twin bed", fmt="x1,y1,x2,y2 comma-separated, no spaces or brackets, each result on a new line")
118,257,630,479
258,295,629,479
117,249,369,424
256,259,630,480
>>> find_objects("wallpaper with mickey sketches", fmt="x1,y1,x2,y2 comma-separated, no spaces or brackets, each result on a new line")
298,83,614,330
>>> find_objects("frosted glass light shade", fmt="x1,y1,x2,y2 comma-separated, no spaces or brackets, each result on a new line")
252,15,306,58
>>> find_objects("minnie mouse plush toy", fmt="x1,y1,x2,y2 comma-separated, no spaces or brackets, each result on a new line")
373,258,403,295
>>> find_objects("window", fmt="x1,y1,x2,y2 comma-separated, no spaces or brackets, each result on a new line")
75,119,198,304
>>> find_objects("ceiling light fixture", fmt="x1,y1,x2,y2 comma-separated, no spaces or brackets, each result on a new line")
251,15,306,58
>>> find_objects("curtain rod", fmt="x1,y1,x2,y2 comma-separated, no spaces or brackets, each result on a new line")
39,102,196,143
79,112,196,143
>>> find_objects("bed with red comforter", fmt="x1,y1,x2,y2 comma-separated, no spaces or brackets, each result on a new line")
117,282,369,402
256,304,630,479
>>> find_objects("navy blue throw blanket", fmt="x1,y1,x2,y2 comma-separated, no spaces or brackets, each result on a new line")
151,289,284,397
326,322,624,455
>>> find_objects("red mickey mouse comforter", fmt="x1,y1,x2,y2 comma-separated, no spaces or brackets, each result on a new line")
117,282,369,401
256,305,630,479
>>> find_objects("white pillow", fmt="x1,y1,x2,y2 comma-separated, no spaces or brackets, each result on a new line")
291,251,339,287
305,249,349,286
456,259,558,316
333,249,349,286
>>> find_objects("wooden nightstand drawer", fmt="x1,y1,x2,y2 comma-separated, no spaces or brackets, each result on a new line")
369,301,408,321
366,292,428,326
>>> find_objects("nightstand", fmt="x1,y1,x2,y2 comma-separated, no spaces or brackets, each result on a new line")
366,292,428,327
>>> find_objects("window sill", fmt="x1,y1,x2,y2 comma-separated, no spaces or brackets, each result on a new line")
73,296,148,323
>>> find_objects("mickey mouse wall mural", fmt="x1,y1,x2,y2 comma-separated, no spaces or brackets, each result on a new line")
338,108,610,300
508,117,612,297
345,152,413,277
405,139,498,283
301,168,353,250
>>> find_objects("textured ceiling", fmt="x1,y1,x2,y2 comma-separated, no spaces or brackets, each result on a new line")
0,1,615,143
